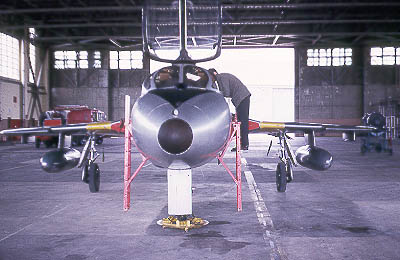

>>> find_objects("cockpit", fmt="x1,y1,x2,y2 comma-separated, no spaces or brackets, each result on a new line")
144,64,216,92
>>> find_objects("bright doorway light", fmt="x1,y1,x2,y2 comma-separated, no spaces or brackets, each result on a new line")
150,48,295,122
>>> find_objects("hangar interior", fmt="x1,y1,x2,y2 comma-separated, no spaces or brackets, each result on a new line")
0,0,400,132
1,1,400,260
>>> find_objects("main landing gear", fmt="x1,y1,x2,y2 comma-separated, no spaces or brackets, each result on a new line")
79,135,101,192
275,132,295,192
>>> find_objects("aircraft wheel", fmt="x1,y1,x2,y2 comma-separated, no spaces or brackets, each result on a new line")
35,138,41,148
286,163,293,183
81,164,89,184
276,162,287,192
88,163,100,193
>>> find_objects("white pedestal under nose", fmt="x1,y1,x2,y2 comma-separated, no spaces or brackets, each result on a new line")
167,168,192,215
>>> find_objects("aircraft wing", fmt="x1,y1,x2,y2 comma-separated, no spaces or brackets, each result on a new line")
0,121,124,136
248,119,376,134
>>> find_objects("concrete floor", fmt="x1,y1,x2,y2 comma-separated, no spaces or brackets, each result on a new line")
0,135,399,260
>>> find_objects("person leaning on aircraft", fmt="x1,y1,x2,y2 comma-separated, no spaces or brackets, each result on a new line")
209,68,251,151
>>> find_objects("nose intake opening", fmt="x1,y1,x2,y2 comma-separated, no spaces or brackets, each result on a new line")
158,118,193,154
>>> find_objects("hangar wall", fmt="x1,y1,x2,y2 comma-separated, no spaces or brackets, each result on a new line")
50,51,149,121
296,47,363,125
0,79,21,119
363,48,400,114
49,47,399,123
296,46,400,124
0,43,48,123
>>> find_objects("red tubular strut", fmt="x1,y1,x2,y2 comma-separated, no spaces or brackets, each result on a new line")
123,95,149,211
217,115,242,211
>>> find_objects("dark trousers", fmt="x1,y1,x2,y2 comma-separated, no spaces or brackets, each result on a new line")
236,95,250,147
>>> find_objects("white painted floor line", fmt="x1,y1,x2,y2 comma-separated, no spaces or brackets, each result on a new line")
41,205,69,219
242,157,288,260
0,165,29,172
0,223,33,243
0,206,69,243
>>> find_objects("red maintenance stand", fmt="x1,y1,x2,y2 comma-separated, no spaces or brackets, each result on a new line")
216,116,242,211
123,95,242,213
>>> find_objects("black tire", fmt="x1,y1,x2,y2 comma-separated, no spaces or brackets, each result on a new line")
286,163,293,183
35,138,41,148
276,162,287,192
81,164,89,183
88,163,100,193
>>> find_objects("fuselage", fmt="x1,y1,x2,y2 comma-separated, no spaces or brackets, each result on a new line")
131,64,231,169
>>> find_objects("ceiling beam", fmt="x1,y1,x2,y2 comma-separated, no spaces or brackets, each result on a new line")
222,19,400,26
1,22,142,30
35,35,142,41
0,6,141,15
1,3,400,15
5,19,400,30
34,31,400,42
223,32,400,38
222,3,400,10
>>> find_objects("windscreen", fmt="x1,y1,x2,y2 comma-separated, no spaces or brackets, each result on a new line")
143,0,221,62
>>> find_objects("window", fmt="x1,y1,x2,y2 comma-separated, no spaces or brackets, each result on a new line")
110,50,143,69
307,48,352,67
94,51,101,68
78,51,88,69
54,51,76,69
54,51,101,69
29,27,37,40
370,47,400,66
0,32,20,80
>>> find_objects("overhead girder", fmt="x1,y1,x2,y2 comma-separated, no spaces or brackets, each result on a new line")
5,18,400,31
1,2,400,15
2,1,400,47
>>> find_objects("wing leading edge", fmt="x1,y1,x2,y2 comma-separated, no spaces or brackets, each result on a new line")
0,121,124,136
249,119,376,134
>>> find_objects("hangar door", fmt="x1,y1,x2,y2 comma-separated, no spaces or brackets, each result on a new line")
151,48,295,122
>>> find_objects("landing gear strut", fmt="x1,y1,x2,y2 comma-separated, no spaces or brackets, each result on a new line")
79,135,101,193
276,131,296,192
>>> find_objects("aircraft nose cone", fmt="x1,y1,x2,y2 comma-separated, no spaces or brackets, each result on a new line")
158,118,193,154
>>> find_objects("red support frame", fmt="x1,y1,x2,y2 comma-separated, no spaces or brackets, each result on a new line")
123,95,149,211
123,95,133,211
216,116,242,211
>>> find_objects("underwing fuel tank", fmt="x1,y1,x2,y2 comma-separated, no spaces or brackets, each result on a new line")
131,65,231,170
40,148,81,173
295,145,333,171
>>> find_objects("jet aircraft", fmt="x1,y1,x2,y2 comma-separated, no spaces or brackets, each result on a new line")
0,0,380,228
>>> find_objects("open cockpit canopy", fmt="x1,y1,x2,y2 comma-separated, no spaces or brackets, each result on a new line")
143,0,222,63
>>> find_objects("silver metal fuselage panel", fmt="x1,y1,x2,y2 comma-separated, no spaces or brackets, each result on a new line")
131,64,231,169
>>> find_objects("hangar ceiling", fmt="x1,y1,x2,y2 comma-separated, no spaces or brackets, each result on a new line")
1,0,400,49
